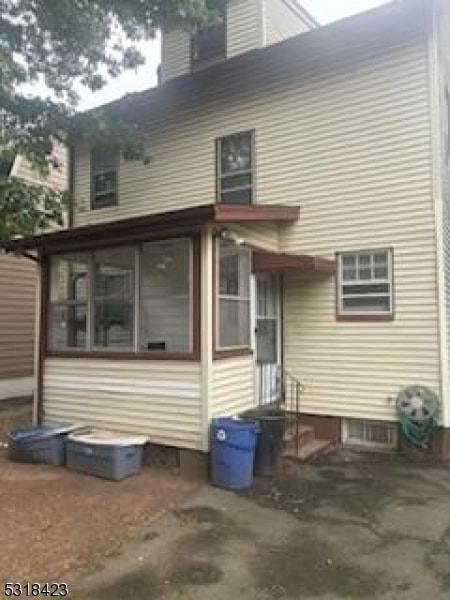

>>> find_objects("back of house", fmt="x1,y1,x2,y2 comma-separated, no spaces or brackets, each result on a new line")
13,0,450,464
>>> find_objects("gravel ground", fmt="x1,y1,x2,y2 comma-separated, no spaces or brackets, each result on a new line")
0,450,198,586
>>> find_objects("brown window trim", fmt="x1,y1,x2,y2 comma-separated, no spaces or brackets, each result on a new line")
45,350,200,362
44,235,201,361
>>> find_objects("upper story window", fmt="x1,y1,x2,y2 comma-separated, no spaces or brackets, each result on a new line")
217,131,254,204
191,0,226,68
337,249,393,318
91,148,118,210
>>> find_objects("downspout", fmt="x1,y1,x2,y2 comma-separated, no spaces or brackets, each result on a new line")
428,0,450,429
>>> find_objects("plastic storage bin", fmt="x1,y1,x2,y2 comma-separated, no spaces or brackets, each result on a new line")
65,431,147,480
210,417,258,490
8,425,67,466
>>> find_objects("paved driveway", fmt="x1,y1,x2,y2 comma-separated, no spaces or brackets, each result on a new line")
75,451,450,600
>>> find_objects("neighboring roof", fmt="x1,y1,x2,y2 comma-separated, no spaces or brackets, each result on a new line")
5,203,300,253
90,0,427,124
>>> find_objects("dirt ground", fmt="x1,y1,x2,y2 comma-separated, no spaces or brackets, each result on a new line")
0,450,198,586
72,450,450,600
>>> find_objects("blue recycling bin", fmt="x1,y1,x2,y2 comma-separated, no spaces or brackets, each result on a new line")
210,417,258,490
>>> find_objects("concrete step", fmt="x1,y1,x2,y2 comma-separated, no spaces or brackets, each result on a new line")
283,439,333,462
283,424,315,448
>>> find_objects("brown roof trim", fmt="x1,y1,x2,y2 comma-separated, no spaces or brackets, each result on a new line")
214,204,299,223
252,250,335,274
5,203,300,253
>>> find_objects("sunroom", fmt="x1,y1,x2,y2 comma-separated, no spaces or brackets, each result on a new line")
7,203,335,463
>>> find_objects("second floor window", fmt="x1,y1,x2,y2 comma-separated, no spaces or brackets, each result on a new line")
191,0,226,67
91,149,118,210
217,131,254,204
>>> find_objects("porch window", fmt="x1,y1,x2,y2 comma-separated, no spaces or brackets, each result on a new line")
191,0,226,67
140,239,193,353
217,131,254,204
47,238,196,357
49,254,88,349
337,249,393,317
217,239,251,349
93,247,135,349
91,148,118,209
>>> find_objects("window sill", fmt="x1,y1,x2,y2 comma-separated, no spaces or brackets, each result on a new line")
45,350,200,361
336,314,394,322
214,348,253,360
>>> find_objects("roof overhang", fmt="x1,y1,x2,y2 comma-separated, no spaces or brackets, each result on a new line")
4,204,300,254
252,250,335,275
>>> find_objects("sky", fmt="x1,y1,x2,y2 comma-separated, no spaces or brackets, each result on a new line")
77,0,390,111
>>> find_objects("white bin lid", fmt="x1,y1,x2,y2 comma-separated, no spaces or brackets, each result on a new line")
68,428,148,446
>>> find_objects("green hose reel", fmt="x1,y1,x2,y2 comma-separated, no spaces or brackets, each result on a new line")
396,385,439,449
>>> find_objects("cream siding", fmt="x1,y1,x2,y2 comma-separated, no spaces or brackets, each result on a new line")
230,223,279,251
14,145,68,191
263,0,315,46
211,356,255,417
435,0,450,426
161,29,191,83
71,19,438,424
0,255,36,381
227,0,263,58
43,358,203,449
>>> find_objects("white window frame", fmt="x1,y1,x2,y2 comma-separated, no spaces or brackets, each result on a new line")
216,239,251,351
91,149,118,210
216,130,254,205
337,249,393,317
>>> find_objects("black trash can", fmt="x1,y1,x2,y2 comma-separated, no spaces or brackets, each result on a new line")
240,408,286,477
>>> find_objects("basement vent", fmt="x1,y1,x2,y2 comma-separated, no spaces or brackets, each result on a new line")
342,419,398,450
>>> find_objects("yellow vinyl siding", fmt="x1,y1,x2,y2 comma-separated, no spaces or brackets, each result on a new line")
74,38,429,228
71,25,439,423
161,29,191,83
231,223,279,251
14,145,68,191
227,0,263,58
43,358,203,449
0,255,36,380
263,0,314,45
211,356,255,417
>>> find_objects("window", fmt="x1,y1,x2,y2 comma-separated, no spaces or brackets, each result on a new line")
93,247,135,349
140,239,192,353
191,0,226,67
217,239,251,349
337,249,393,317
48,238,195,356
217,131,254,204
91,149,118,209
49,254,88,349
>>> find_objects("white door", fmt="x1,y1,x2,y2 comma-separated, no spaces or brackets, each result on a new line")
255,274,281,404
